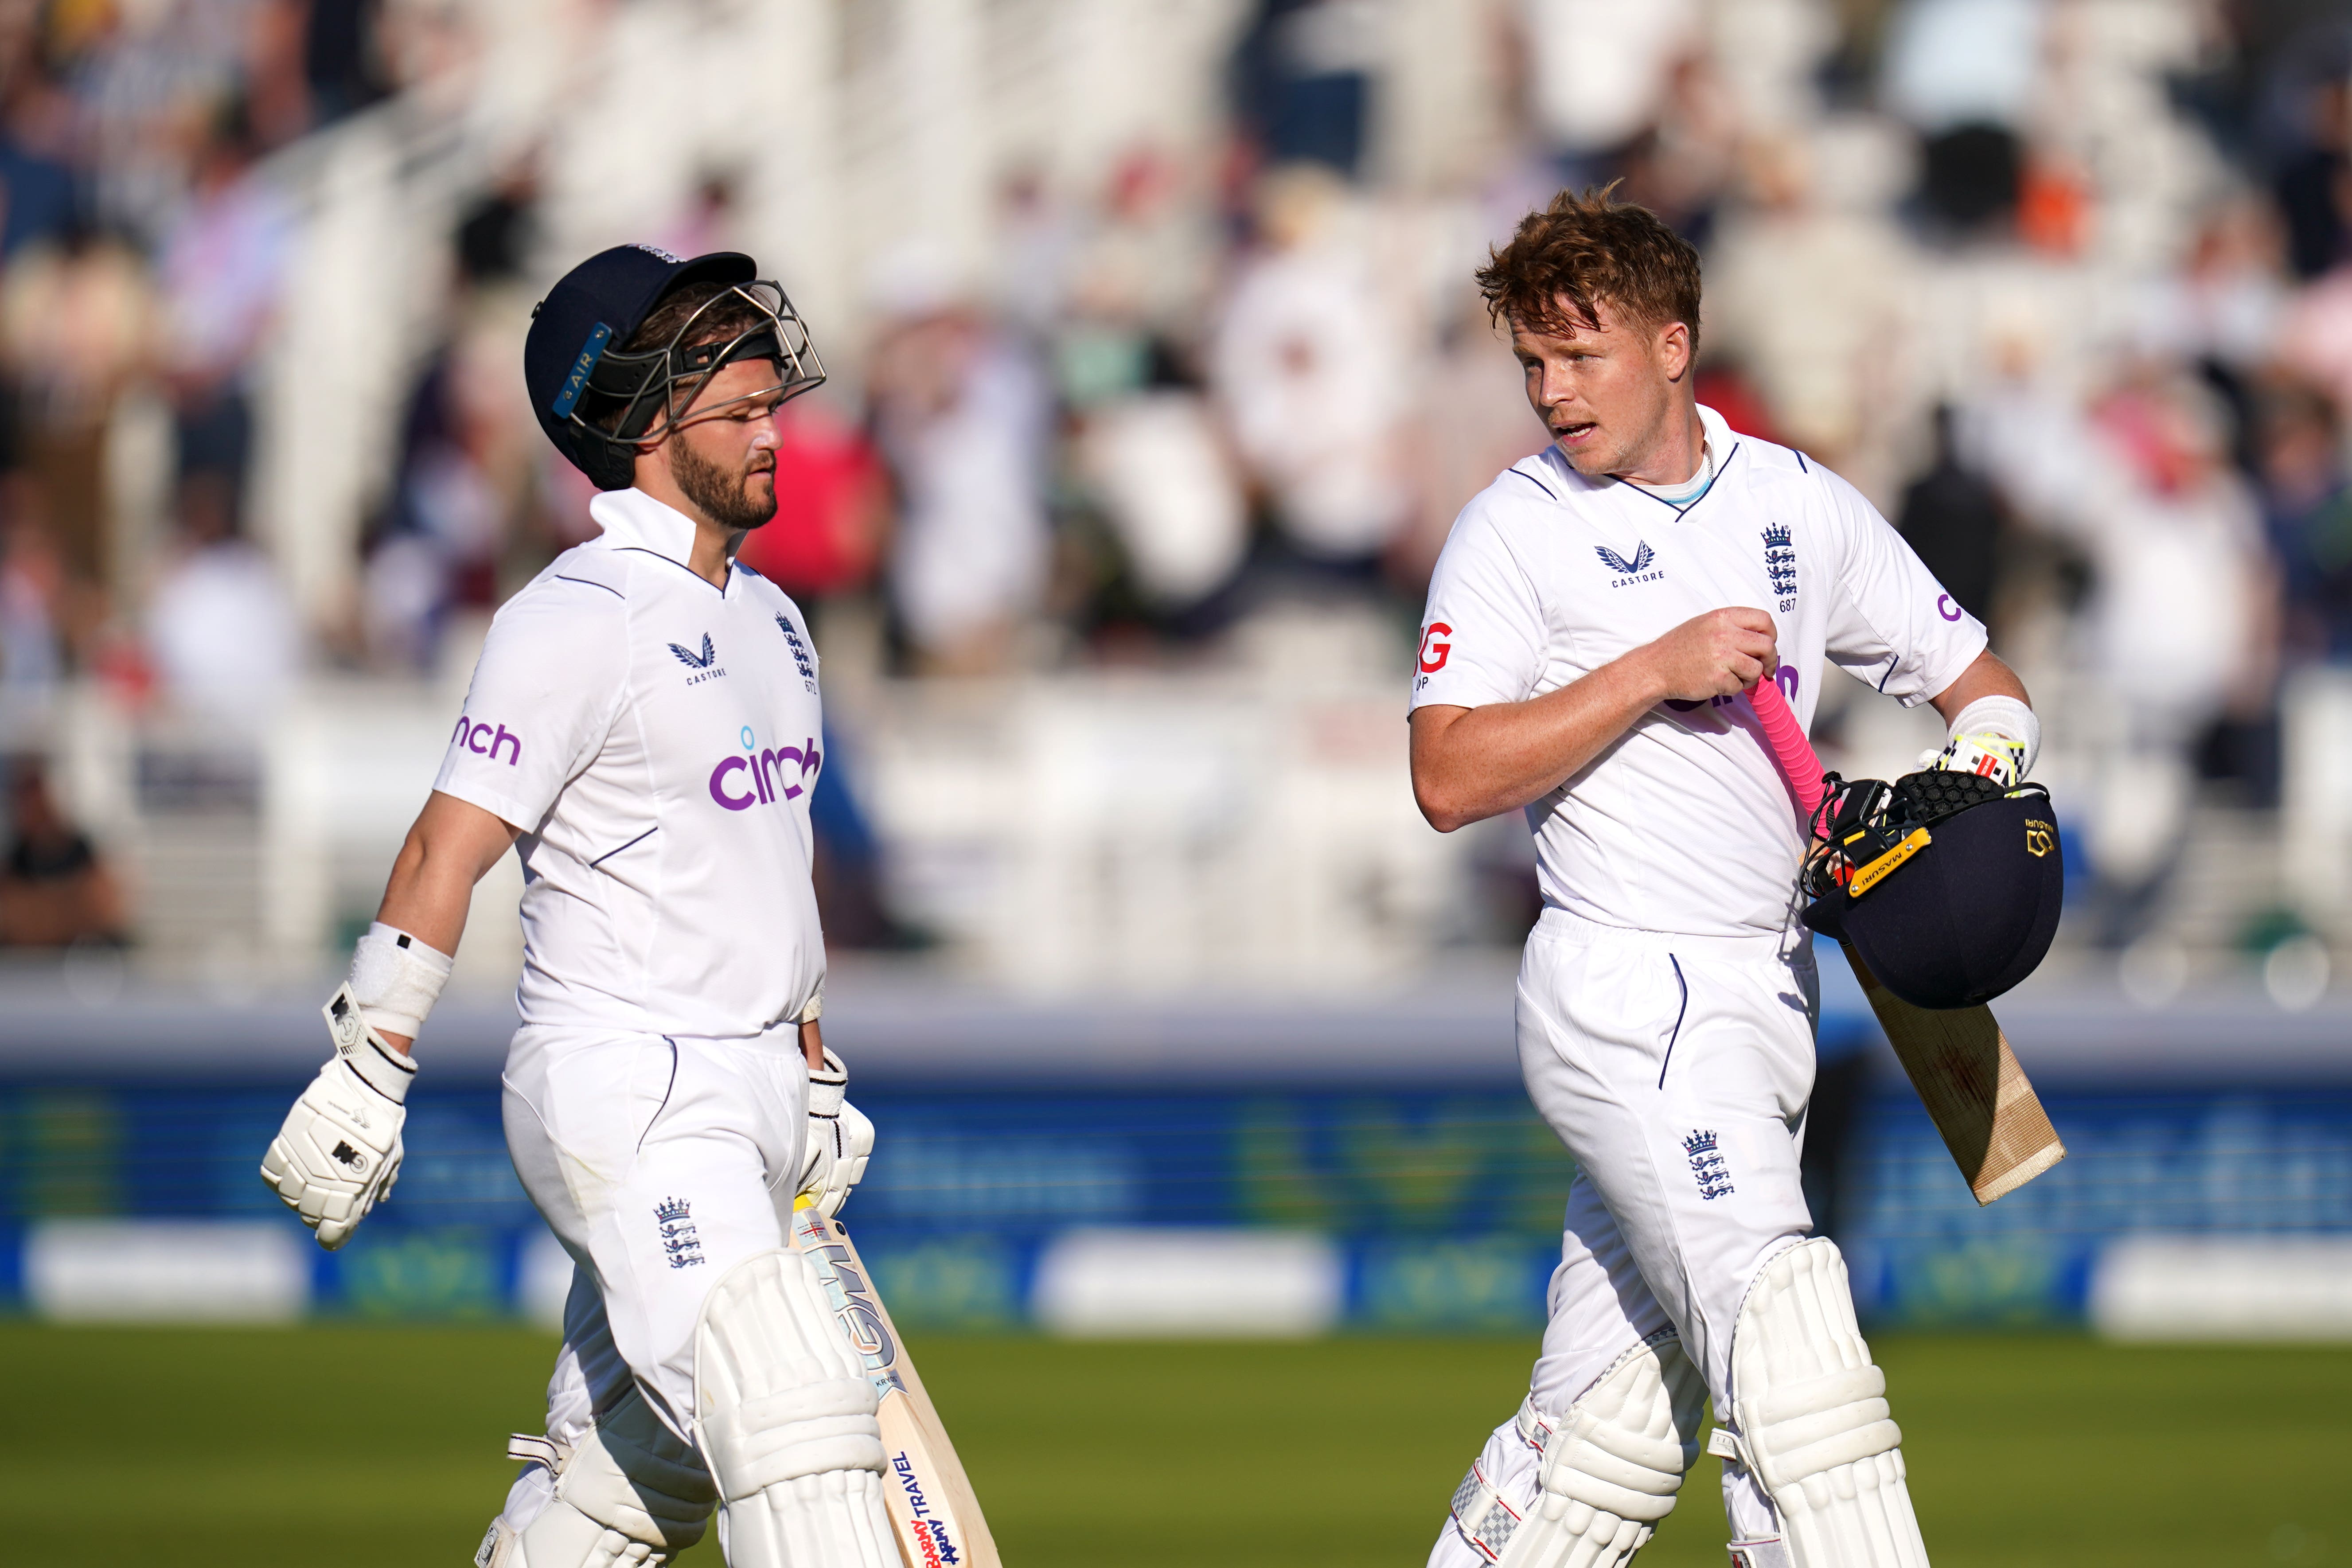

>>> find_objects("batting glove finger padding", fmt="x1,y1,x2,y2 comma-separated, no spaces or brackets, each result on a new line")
258,985,416,1250
1945,694,2040,778
799,1049,876,1221
1921,731,2024,790
692,1248,897,1568
1724,1239,1929,1568
1447,1333,1705,1567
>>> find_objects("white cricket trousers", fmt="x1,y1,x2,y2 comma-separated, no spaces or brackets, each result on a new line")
1431,909,1822,1562
491,1023,811,1533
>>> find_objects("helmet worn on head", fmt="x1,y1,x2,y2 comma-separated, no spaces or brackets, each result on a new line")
524,244,825,490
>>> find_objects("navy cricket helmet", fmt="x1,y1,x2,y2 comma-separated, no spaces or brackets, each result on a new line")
1800,769,2064,1010
523,244,825,490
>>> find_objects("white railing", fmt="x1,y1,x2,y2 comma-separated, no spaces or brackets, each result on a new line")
35,646,1466,995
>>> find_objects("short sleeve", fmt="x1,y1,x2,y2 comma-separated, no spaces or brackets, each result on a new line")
433,577,628,831
1410,506,1548,712
1819,471,1988,707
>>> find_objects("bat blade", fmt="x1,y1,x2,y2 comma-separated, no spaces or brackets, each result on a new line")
1838,943,2065,1205
790,1200,1002,1568
1745,679,2064,1204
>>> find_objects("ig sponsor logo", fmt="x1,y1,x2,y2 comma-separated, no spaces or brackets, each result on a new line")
709,725,820,810
450,716,522,766
1417,621,1452,679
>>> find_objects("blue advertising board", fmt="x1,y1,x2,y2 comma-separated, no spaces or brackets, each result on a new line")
3,1076,2348,1328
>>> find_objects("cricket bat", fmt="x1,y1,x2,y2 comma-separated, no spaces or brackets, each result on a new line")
1748,679,2065,1205
789,1198,1002,1568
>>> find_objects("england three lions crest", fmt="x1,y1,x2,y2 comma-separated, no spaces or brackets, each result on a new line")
1761,523,1797,612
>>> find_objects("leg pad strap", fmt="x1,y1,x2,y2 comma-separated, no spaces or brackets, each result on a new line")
479,1390,716,1568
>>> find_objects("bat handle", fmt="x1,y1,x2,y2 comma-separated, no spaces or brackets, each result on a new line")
1748,675,1829,829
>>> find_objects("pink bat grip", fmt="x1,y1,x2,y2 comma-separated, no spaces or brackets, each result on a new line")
1749,677,1828,827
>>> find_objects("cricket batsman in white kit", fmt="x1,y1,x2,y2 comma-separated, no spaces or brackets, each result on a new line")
258,245,901,1568
1412,191,2043,1568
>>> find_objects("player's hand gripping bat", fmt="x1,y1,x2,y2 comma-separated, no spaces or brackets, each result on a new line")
1750,678,2065,1205
790,1198,1002,1568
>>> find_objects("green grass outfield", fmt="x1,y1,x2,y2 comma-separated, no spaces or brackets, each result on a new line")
2,1325,2344,1566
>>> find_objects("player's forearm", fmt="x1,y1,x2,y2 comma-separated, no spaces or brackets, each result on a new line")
375,832,493,958
1412,652,1666,832
369,792,520,1049
1928,650,2028,722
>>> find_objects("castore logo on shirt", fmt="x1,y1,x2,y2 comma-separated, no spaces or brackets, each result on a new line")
1595,541,1663,585
710,725,820,811
669,633,726,686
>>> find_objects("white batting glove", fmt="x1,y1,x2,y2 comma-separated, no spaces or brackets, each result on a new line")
1916,731,2026,790
798,1049,875,1220
259,985,416,1250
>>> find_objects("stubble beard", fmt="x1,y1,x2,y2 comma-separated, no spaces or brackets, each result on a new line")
671,432,777,533
1563,391,1673,482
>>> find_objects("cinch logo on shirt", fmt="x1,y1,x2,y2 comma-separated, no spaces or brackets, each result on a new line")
451,716,521,766
1664,666,1799,716
710,731,821,811
1595,542,1663,586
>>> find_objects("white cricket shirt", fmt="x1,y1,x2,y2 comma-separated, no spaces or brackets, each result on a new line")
1412,404,1987,942
434,488,827,1038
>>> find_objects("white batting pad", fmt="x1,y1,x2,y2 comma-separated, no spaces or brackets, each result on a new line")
693,1248,896,1568
486,1390,715,1568
1450,1334,1705,1568
1727,1239,1930,1568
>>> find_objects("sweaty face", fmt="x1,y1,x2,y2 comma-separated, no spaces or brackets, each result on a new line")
1510,297,1689,482
661,357,786,531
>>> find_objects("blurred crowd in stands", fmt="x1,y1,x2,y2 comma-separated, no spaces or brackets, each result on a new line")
1,0,2351,958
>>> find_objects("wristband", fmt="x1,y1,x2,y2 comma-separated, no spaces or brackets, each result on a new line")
808,1048,848,1115
1946,695,2039,778
348,922,453,1041
323,984,418,1102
